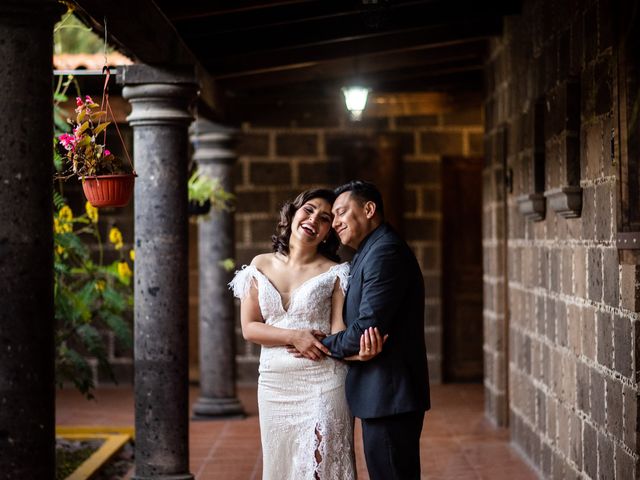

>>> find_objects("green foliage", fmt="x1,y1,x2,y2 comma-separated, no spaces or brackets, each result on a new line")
53,80,133,400
57,95,132,179
53,200,134,400
188,169,235,211
219,258,236,272
54,10,114,55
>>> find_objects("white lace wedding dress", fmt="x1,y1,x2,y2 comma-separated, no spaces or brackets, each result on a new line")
229,262,355,480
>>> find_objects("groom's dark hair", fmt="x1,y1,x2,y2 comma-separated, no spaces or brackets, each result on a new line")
335,180,385,219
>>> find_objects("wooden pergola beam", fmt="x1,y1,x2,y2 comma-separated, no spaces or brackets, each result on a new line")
71,0,221,111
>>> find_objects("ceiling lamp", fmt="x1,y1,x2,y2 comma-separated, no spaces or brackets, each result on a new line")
342,86,370,121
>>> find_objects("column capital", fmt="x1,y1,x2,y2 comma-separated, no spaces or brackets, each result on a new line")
120,64,198,127
119,64,197,85
190,118,237,166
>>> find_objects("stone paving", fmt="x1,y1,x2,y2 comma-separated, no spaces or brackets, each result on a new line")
56,383,539,479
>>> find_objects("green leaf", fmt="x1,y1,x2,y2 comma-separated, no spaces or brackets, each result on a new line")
93,122,110,136
57,232,89,257
76,324,105,356
219,258,236,272
55,346,95,399
53,192,67,210
90,111,107,121
102,285,126,312
101,312,133,348
77,281,99,313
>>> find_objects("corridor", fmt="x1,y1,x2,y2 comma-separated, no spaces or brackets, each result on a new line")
56,384,539,479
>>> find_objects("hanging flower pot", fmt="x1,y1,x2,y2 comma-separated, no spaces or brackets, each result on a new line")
188,199,212,216
55,68,136,209
82,174,136,208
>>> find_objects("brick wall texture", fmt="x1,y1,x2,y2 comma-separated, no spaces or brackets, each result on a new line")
484,0,640,477
232,105,483,386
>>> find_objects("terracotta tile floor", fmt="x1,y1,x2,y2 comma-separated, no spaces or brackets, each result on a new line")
56,383,539,479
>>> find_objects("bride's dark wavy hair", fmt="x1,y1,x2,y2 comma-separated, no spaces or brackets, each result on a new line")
271,189,341,262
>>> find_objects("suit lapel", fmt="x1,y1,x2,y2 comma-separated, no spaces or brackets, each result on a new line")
350,223,389,273
344,223,389,306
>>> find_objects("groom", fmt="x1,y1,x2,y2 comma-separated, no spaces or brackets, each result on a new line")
322,180,430,480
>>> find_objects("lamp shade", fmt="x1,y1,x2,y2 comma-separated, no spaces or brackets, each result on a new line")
342,86,370,120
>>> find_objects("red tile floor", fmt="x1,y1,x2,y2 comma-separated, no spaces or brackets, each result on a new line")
56,384,539,479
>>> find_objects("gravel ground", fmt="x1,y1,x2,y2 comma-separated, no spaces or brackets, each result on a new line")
55,437,134,480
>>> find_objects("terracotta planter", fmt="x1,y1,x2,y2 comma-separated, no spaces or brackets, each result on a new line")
82,174,136,208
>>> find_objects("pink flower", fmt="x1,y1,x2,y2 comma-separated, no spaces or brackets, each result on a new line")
75,97,83,107
104,149,111,156
58,133,77,151
85,95,94,104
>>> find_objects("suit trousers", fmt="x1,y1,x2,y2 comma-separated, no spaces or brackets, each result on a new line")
361,410,425,480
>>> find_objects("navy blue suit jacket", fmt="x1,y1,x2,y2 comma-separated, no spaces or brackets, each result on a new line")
322,223,430,419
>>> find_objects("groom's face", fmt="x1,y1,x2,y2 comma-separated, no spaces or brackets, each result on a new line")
332,192,373,250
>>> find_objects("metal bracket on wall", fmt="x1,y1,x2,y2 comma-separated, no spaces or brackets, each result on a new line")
617,232,640,250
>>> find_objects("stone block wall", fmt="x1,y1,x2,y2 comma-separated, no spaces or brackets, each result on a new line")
232,103,483,384
77,96,484,395
484,0,640,477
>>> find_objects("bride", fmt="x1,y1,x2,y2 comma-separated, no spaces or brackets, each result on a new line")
229,188,383,480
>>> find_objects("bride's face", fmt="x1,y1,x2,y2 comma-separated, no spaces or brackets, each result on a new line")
291,198,334,246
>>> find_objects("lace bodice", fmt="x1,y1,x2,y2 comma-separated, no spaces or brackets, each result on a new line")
229,262,349,332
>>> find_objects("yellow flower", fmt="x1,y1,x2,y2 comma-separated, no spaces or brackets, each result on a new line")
58,205,73,222
95,280,106,292
56,245,65,255
85,201,99,223
117,261,132,279
129,249,135,261
109,227,124,250
56,205,73,233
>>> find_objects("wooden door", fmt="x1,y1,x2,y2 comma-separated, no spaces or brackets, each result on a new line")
442,156,484,382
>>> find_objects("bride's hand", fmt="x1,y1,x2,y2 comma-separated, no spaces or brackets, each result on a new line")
289,329,330,361
345,327,388,361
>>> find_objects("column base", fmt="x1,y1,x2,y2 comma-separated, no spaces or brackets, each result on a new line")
191,396,245,420
132,474,194,480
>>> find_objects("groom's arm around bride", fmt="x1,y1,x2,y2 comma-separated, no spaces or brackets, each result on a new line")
321,180,430,480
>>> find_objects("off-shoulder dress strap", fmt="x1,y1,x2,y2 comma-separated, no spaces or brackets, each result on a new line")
333,262,350,294
228,265,259,299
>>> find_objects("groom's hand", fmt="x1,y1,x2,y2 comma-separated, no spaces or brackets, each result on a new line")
288,329,330,361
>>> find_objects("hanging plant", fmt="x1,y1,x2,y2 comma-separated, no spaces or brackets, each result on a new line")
187,168,235,217
56,68,136,207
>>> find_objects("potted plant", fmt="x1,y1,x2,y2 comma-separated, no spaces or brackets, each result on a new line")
58,95,135,208
187,169,235,217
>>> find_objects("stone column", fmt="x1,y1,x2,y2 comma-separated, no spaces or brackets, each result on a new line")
191,119,244,418
120,65,197,480
0,2,59,478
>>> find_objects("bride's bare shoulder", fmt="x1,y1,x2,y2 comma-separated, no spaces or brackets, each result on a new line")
250,253,277,269
319,259,340,271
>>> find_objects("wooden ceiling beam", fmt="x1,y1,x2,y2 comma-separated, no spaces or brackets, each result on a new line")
199,19,501,76
71,0,221,111
158,0,353,23
216,43,487,90
178,0,516,54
